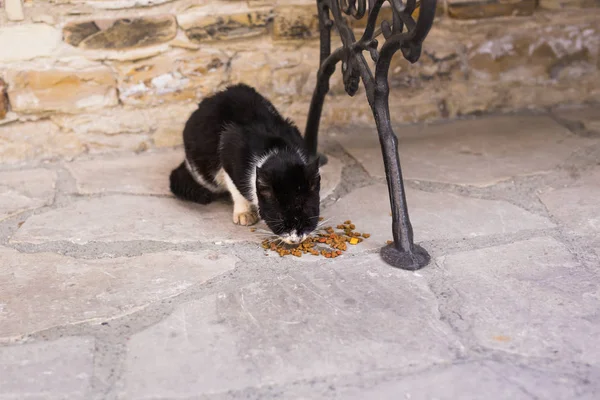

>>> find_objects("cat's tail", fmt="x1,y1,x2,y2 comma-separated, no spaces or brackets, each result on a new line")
169,162,214,204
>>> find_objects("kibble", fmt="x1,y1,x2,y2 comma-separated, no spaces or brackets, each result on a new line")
260,219,370,259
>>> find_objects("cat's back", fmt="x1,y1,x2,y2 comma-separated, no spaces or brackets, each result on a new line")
197,84,282,126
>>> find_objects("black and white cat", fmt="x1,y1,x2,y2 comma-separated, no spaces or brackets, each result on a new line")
170,84,321,244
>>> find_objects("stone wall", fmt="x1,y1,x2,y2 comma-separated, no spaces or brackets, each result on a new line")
1,0,599,164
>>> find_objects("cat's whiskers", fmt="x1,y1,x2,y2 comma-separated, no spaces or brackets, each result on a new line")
317,218,331,229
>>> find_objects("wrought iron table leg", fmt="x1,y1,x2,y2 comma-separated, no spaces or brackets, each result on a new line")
372,87,430,270
305,0,435,270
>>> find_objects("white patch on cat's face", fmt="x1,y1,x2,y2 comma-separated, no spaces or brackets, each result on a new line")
281,230,308,245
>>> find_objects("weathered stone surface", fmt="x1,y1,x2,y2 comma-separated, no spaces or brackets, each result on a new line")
0,337,94,398
0,78,7,120
337,116,589,186
0,24,61,62
151,103,197,147
466,21,599,83
179,5,272,42
51,103,195,144
0,169,56,221
116,51,227,106
540,0,600,9
273,4,319,40
228,50,273,94
118,254,460,397
4,0,25,21
84,0,176,9
0,120,84,164
31,14,56,25
324,184,553,246
52,108,154,136
152,106,196,147
51,103,193,149
438,237,600,363
319,155,343,200
63,15,177,49
325,361,590,400
65,150,182,195
81,132,152,154
539,167,600,237
351,3,443,30
9,195,259,245
554,105,600,133
6,67,118,114
0,247,237,339
448,0,536,19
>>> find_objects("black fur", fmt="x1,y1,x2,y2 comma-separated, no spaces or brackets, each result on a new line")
169,162,214,204
170,83,321,241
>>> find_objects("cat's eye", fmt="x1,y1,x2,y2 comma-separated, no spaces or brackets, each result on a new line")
260,189,273,200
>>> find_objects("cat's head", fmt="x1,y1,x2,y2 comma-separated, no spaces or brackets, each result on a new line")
256,155,320,244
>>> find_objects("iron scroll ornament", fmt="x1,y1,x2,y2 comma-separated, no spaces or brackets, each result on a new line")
304,0,437,270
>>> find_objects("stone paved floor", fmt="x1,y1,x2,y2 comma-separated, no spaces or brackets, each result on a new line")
1,106,600,400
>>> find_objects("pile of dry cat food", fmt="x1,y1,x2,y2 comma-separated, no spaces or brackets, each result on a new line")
259,220,370,258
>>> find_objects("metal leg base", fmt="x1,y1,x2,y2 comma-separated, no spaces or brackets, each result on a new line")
380,243,430,271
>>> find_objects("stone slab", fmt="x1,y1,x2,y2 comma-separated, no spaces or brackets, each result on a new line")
448,0,536,20
6,67,119,114
0,337,94,399
539,167,600,237
9,195,260,245
337,115,590,186
0,169,56,221
311,361,591,400
63,15,177,50
65,150,182,195
4,0,24,21
438,237,600,364
0,24,61,63
322,184,553,247
0,120,84,164
554,105,600,133
0,247,237,340
118,254,460,398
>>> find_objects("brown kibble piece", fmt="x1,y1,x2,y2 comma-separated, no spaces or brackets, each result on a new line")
386,240,393,245
363,233,370,238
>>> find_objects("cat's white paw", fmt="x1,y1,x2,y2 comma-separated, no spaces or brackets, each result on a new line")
233,210,259,226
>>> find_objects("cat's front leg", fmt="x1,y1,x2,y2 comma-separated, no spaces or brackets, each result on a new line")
223,172,259,226
233,204,259,226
